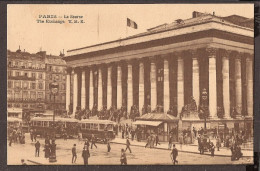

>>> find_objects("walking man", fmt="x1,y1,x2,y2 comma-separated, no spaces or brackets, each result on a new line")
35,141,41,157
91,134,97,149
155,134,160,146
107,140,111,152
72,144,77,163
82,145,90,165
171,144,178,165
125,138,132,153
120,149,127,165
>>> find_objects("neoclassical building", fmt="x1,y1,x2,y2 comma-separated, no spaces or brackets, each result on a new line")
64,11,253,138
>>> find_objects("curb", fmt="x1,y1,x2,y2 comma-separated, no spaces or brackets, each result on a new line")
27,159,43,165
110,141,252,158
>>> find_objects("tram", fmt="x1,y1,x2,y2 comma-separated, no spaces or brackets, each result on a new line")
30,116,79,138
79,119,116,143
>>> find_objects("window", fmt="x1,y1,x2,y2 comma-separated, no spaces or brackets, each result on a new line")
81,123,86,129
32,73,36,78
8,81,12,88
86,123,90,129
30,92,36,99
38,82,43,89
15,72,20,76
23,82,28,89
99,124,105,130
37,92,43,99
28,62,32,68
39,73,43,79
14,81,21,88
8,71,12,77
24,72,28,77
15,61,19,66
31,83,36,89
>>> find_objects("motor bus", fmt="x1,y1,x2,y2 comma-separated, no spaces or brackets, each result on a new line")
79,119,116,143
30,116,79,138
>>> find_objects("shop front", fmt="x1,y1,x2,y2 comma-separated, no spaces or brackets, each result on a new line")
133,113,179,142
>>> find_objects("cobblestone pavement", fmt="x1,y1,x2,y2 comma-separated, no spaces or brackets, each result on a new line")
7,133,253,165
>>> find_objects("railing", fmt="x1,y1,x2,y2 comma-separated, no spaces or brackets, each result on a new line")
8,75,36,81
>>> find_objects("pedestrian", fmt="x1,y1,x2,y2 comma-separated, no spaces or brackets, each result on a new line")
44,143,50,159
179,134,183,150
216,136,221,151
131,129,135,141
122,127,125,139
107,140,111,152
145,135,150,148
35,141,40,157
91,134,97,149
150,134,155,148
82,145,90,165
21,159,27,165
125,138,132,153
84,139,90,148
210,142,215,157
171,144,178,165
155,134,160,146
45,136,50,145
64,132,68,141
30,129,34,142
9,134,13,146
72,144,77,163
120,149,127,165
168,135,173,149
33,129,37,142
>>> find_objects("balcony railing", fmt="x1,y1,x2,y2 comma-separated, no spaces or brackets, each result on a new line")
8,75,36,81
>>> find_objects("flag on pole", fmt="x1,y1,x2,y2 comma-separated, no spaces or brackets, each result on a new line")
127,18,138,29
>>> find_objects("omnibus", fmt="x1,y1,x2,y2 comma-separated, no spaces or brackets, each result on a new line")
30,116,79,138
79,119,116,143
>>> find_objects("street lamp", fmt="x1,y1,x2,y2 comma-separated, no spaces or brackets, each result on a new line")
199,88,209,131
49,80,59,163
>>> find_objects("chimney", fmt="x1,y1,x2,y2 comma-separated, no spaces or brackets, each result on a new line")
213,11,215,16
192,11,205,18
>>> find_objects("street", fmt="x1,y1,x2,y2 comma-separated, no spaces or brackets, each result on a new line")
7,133,252,165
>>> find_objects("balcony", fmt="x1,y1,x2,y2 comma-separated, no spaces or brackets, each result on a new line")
7,98,46,103
8,75,36,81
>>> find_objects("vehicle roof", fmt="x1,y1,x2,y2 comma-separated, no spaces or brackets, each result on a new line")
7,117,22,122
80,119,116,125
31,117,78,122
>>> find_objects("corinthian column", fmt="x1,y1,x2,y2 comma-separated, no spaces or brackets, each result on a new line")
163,59,170,113
246,54,253,117
98,67,103,110
222,51,231,118
235,54,242,117
191,50,200,108
150,59,157,111
81,68,86,109
107,65,112,109
117,65,122,109
207,48,217,118
139,62,145,114
177,54,184,114
127,62,133,113
89,69,94,110
66,68,71,112
72,68,78,115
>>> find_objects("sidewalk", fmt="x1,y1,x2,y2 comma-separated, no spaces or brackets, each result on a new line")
110,137,253,158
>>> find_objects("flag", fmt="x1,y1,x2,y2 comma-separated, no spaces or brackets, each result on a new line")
127,18,138,29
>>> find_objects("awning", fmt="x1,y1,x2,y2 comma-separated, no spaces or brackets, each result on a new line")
133,120,162,126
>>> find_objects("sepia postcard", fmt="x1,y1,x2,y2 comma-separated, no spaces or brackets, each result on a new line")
7,4,254,165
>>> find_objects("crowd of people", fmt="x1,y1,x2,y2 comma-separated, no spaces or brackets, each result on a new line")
8,128,25,146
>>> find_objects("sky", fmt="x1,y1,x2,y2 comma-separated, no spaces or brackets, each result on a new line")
7,4,254,56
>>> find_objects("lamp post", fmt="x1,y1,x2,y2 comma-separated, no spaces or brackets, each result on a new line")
200,88,208,131
49,80,59,163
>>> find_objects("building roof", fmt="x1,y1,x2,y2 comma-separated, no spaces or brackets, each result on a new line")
136,113,178,121
7,50,45,61
45,56,66,65
66,11,253,58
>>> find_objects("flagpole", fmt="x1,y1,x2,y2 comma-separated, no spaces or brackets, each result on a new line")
126,17,128,38
97,12,100,42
